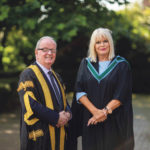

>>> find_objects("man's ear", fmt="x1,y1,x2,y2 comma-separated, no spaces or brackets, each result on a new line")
35,49,37,56
35,49,38,59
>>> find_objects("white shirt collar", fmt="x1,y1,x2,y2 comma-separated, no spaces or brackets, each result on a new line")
36,61,51,75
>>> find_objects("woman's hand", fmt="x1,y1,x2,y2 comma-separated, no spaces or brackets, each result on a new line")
87,109,107,126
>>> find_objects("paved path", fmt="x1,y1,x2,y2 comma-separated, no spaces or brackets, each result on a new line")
0,94,150,150
132,94,150,150
0,111,20,150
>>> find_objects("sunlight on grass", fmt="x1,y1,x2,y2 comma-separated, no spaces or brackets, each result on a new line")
132,94,150,108
0,118,8,123
135,115,146,120
0,113,17,124
4,130,14,134
133,94,150,123
9,113,17,118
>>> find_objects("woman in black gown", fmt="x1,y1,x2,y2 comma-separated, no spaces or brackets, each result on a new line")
68,28,134,150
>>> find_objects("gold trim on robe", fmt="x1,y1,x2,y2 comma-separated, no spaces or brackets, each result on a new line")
28,65,67,150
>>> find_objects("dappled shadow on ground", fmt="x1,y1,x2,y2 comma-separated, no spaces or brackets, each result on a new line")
133,94,150,121
0,111,20,150
133,94,150,150
0,94,150,150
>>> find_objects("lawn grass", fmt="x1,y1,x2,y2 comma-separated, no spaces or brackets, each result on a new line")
132,94,150,122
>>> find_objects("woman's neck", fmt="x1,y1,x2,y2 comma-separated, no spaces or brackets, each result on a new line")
98,55,109,62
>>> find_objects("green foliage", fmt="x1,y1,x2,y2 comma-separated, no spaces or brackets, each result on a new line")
118,3,150,53
0,5,9,21
0,0,129,73
0,0,150,94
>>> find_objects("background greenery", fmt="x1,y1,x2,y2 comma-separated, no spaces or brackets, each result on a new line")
0,0,150,112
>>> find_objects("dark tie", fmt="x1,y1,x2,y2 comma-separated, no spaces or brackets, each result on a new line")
48,71,63,109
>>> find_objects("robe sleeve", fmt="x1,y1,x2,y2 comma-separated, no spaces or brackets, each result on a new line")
112,61,132,105
66,59,86,150
75,58,87,93
17,68,59,126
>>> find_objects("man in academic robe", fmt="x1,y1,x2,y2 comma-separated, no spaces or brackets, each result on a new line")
17,36,71,150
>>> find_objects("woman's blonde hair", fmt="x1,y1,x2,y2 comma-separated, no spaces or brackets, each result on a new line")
87,28,115,62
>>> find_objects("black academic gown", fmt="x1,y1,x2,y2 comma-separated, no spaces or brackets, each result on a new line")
17,62,70,150
68,56,134,150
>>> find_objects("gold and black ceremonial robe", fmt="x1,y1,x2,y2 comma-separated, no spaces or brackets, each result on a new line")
17,62,69,150
67,56,134,150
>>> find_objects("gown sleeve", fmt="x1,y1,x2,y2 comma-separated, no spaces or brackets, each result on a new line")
17,68,59,126
112,61,134,148
112,61,132,105
66,59,86,150
75,58,87,93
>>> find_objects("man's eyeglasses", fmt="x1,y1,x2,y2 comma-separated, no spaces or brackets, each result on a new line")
38,48,56,53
